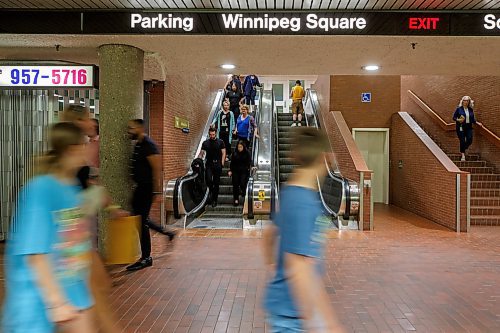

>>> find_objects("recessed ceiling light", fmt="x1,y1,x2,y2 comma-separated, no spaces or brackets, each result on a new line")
221,64,236,69
363,65,379,71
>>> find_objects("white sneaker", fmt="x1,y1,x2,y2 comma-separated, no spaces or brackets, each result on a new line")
291,123,297,127
460,155,466,161
298,123,302,126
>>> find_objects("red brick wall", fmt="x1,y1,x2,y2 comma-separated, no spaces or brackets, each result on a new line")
401,76,500,172
330,76,401,129
148,75,227,221
390,113,466,231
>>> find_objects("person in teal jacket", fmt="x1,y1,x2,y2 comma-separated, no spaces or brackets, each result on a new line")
212,100,235,160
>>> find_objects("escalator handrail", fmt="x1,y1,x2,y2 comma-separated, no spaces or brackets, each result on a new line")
173,88,225,217
247,88,263,219
305,89,356,219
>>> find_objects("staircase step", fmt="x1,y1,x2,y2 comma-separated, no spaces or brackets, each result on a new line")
277,150,293,158
471,197,500,206
278,126,302,132
279,157,295,165
280,164,299,173
470,215,500,226
277,131,298,138
471,206,500,215
471,189,500,197
277,114,294,119
280,173,292,183
459,167,495,174
471,181,500,189
471,174,500,182
454,161,487,168
448,154,481,161
278,120,295,126
205,204,242,213
278,138,296,144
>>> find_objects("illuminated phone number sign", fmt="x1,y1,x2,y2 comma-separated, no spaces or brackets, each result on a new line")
0,65,97,88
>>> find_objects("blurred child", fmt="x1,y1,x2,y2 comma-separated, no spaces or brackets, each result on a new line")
263,127,344,332
2,122,95,333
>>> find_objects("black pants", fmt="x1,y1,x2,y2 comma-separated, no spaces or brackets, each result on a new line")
205,163,222,202
232,170,249,201
230,105,240,121
457,127,473,153
219,131,231,157
131,184,164,259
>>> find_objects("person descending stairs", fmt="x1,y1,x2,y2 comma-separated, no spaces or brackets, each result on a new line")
203,140,243,219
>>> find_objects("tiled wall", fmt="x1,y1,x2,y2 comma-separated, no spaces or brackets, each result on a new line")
401,76,500,172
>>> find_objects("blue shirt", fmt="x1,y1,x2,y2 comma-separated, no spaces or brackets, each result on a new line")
237,115,255,140
2,175,93,333
264,185,330,318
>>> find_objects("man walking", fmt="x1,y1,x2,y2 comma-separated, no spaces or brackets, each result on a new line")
263,128,344,332
199,127,226,208
127,119,175,271
290,80,305,127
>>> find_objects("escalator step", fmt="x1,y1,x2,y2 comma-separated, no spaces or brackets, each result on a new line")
279,157,295,165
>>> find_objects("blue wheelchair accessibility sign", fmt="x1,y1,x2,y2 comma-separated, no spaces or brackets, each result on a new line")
361,93,371,103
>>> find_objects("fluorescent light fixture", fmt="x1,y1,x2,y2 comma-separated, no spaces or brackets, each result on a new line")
363,65,379,71
221,64,236,69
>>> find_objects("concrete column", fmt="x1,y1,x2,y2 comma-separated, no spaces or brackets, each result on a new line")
98,44,144,212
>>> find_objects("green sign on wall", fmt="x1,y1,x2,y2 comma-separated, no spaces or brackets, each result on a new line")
175,116,189,130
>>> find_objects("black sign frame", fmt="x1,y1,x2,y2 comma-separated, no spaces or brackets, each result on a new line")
0,10,499,36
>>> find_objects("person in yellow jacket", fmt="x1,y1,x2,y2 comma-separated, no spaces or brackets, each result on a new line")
290,80,305,127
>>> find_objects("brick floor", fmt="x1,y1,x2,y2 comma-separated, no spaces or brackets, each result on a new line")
2,204,500,332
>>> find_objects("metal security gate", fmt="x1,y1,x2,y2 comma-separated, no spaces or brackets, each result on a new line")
0,90,52,240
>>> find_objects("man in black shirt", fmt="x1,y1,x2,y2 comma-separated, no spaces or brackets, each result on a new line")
127,119,175,271
199,127,226,207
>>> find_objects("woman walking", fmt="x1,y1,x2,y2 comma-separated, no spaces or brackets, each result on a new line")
229,141,252,206
452,96,481,161
2,122,95,333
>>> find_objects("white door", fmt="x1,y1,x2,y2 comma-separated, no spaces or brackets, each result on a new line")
265,79,307,113
353,130,389,204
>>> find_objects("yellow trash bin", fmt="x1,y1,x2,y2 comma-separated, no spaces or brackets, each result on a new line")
105,215,141,265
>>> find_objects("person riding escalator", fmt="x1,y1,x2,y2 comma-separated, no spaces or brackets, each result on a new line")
228,141,251,206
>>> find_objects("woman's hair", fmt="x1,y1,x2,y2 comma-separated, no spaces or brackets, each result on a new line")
60,104,90,122
292,127,329,167
459,96,474,108
236,140,248,152
36,122,84,174
240,104,249,111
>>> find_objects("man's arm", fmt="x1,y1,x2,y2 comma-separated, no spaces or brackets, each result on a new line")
221,148,226,165
262,224,277,266
146,154,162,194
285,253,344,332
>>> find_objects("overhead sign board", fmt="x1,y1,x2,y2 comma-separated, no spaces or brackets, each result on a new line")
0,11,499,36
0,65,97,88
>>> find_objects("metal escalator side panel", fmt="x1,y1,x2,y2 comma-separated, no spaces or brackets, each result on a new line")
247,90,275,216
164,89,225,218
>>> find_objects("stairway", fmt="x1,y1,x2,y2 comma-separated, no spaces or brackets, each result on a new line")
201,140,243,219
448,154,500,226
277,113,299,185
409,115,500,226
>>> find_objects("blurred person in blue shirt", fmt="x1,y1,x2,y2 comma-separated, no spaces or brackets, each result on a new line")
263,127,344,332
2,122,95,333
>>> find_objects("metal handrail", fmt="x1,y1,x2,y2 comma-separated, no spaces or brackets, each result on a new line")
164,89,225,221
304,89,359,220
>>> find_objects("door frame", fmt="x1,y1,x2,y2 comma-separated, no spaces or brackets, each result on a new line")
352,128,390,205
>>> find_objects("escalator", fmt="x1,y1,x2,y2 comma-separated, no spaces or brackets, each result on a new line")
164,88,264,228
245,89,359,228
164,88,359,229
